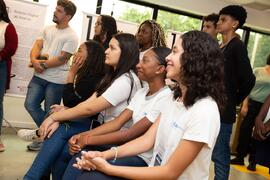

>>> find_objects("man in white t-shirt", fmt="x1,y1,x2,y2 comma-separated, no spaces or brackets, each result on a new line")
24,0,78,151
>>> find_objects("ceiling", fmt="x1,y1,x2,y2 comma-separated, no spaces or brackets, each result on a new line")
223,0,270,11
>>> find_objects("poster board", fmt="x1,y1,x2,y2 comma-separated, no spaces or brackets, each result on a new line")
5,0,47,96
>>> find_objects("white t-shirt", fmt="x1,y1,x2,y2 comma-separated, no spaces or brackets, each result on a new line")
35,25,78,84
99,71,141,127
150,97,220,180
127,86,173,164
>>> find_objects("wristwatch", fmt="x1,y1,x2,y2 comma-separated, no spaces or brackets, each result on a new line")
40,62,48,69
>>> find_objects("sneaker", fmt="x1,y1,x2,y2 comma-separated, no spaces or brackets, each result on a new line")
247,162,256,171
27,141,43,151
0,137,5,152
230,157,245,165
17,129,40,142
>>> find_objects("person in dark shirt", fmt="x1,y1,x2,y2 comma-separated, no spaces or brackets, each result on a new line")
62,40,106,108
18,40,106,143
211,5,255,180
93,15,117,49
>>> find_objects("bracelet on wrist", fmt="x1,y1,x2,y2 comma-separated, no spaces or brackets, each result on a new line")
111,146,118,162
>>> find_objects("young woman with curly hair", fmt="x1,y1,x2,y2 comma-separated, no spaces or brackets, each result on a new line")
74,30,227,180
136,20,167,60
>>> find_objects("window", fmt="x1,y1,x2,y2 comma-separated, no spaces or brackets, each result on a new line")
247,32,270,68
101,0,153,24
157,10,201,34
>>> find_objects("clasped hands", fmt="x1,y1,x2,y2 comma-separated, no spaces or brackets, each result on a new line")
73,151,111,173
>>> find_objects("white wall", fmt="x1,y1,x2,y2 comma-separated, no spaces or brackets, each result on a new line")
141,0,270,32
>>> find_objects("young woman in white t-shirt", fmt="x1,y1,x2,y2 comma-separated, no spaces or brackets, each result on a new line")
24,33,141,180
74,31,227,180
60,46,172,180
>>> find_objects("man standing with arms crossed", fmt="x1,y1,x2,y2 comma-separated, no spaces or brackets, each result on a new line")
24,0,78,151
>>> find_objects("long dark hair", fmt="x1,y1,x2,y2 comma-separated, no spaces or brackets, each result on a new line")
0,0,11,23
96,33,139,102
93,15,117,49
176,30,226,112
75,40,105,85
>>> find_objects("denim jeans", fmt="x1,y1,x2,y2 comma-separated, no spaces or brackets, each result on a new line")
24,76,64,126
62,145,116,180
0,61,7,135
24,118,93,180
212,122,233,180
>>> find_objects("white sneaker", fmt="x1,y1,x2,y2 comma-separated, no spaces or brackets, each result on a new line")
17,129,40,142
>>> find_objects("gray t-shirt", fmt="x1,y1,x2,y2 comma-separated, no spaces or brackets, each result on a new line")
35,25,78,84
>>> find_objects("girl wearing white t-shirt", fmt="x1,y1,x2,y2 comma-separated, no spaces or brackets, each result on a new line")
61,47,172,180
75,31,227,180
24,33,141,180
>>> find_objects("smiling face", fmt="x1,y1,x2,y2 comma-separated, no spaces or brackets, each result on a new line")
136,49,164,81
165,37,183,82
105,38,121,69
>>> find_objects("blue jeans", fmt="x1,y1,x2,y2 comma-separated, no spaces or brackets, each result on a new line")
56,143,112,180
0,61,7,135
73,147,147,180
24,76,64,126
212,122,233,180
62,145,116,180
24,118,93,180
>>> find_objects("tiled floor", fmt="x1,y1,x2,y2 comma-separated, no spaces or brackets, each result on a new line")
0,127,268,180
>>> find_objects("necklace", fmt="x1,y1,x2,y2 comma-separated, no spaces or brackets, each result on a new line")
220,35,236,49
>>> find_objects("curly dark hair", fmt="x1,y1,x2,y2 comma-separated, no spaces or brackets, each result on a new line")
219,5,247,29
177,30,227,113
93,15,117,49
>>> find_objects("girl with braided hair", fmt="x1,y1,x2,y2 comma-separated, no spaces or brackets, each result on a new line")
136,20,167,60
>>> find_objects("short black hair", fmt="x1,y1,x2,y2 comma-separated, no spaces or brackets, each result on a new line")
203,13,219,28
219,5,247,29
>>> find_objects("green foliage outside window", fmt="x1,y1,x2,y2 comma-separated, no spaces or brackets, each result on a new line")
119,8,201,35
247,33,270,68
